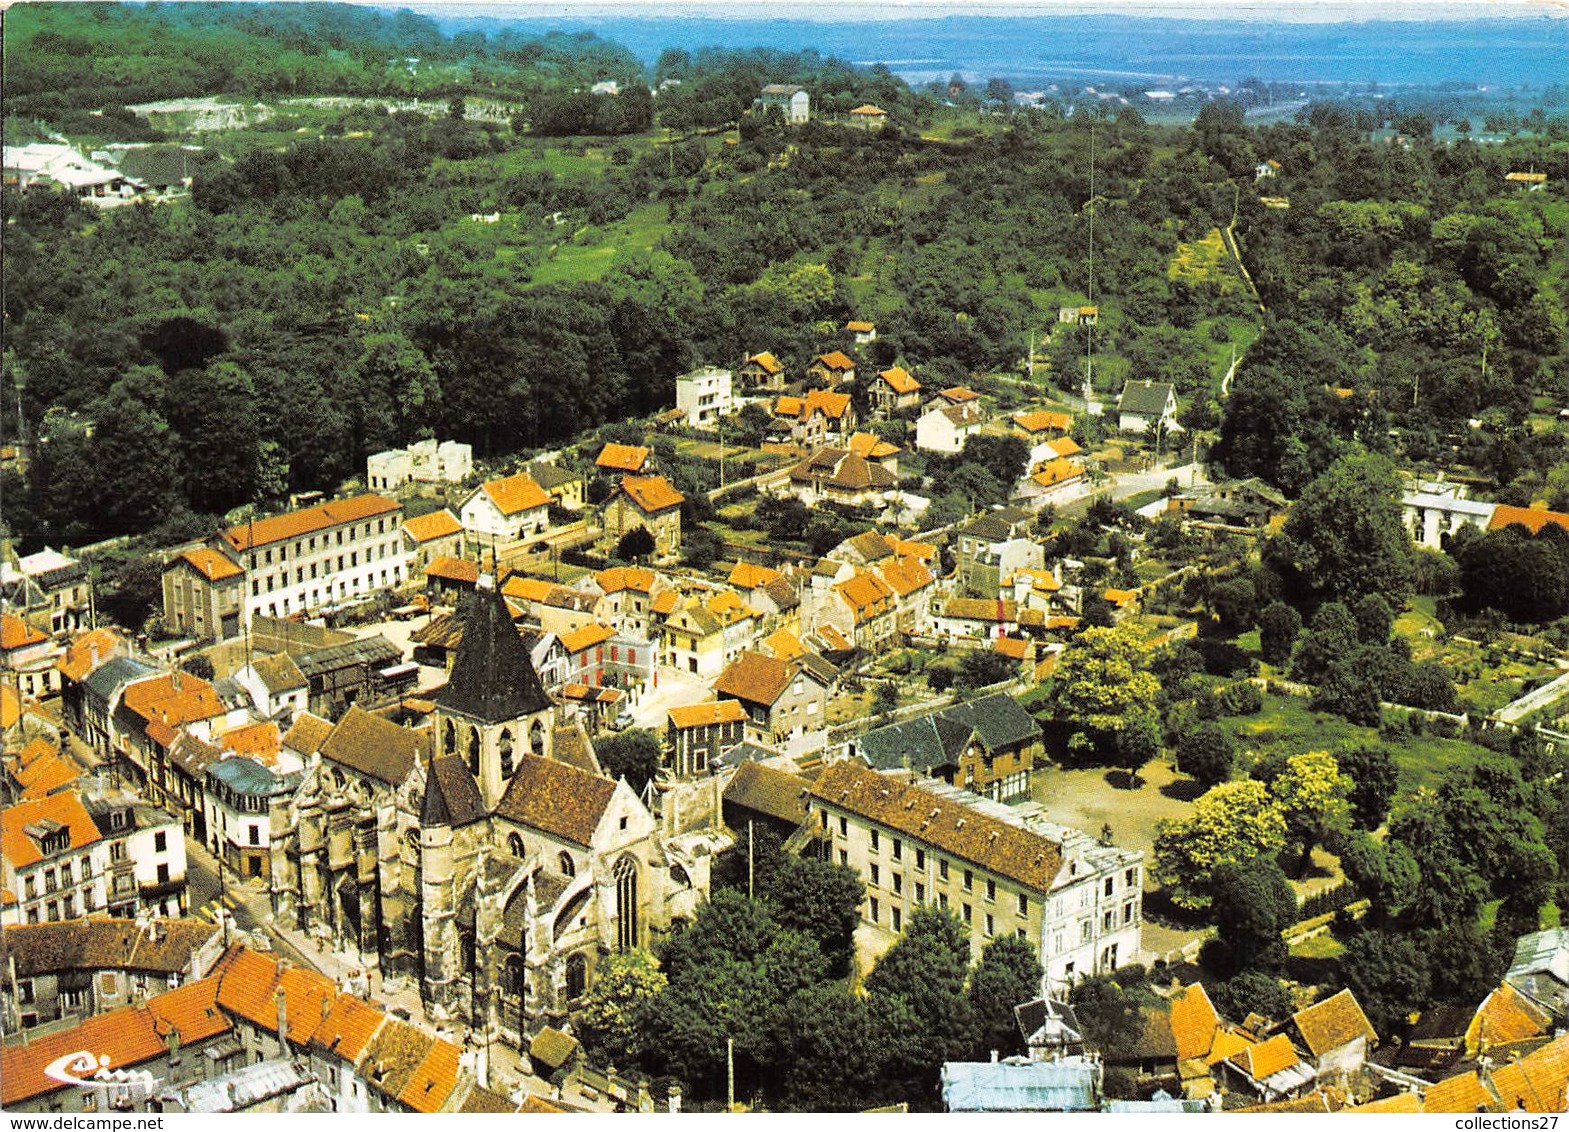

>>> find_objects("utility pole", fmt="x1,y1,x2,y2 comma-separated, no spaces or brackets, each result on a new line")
727,1036,735,1111
747,819,754,901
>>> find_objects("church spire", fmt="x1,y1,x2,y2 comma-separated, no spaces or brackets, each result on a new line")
435,582,551,723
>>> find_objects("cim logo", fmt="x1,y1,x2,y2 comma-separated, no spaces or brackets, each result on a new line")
43,1050,158,1107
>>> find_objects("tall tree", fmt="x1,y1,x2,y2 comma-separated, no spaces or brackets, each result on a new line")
1279,451,1415,606
967,935,1041,1061
1153,781,1288,911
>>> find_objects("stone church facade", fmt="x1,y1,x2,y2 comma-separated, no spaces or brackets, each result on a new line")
267,579,716,1049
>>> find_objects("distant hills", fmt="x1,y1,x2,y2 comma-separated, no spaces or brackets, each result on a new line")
415,11,1569,89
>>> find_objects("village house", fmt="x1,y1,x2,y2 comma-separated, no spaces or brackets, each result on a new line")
3,736,79,803
232,652,310,721
459,472,552,545
0,917,223,1036
870,365,923,418
722,761,812,844
560,622,655,690
585,565,664,637
1117,380,1179,436
786,447,899,511
807,350,857,387
203,756,300,881
595,442,651,477
666,699,749,778
846,431,903,476
847,104,888,130
824,571,899,652
714,650,831,744
1285,989,1378,1084
161,548,246,641
850,692,1042,801
772,389,856,447
757,83,810,123
739,351,787,391
524,459,585,511
1013,409,1073,438
424,555,479,600
674,366,734,429
931,596,1023,642
605,475,686,559
1,613,61,700
807,761,1144,985
1400,481,1498,549
661,599,728,679
2,546,93,635
916,400,986,453
846,319,877,345
401,508,466,574
879,555,938,636
955,507,1042,596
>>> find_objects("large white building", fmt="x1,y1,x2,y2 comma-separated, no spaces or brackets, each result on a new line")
365,438,473,492
218,494,407,625
808,760,1143,992
675,366,734,429
1401,480,1496,550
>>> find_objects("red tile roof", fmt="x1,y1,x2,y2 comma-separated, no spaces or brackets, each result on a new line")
1,613,48,650
729,561,782,589
224,494,399,552
715,651,798,708
480,472,550,516
56,628,123,682
877,366,921,394
403,509,463,543
1013,410,1072,434
596,443,650,473
745,351,784,375
425,556,479,584
835,572,895,622
399,1036,462,1112
596,565,657,594
121,672,225,728
1293,988,1376,1058
1487,1033,1569,1114
560,623,615,654
1170,983,1221,1062
813,350,856,372
809,760,1063,893
618,475,685,514
1,790,102,869
310,995,387,1064
1234,1033,1302,1080
1489,504,1569,535
668,699,749,729
494,755,617,847
178,547,245,583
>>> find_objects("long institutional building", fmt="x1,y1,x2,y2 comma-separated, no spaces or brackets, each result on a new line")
163,494,406,639
809,759,1143,990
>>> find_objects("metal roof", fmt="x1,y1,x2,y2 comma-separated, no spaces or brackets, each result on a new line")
940,1058,1100,1112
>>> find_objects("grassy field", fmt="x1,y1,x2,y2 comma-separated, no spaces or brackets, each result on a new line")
1169,228,1236,288
531,202,670,285
1221,692,1485,792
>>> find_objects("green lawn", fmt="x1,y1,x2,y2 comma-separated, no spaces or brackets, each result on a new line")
1222,693,1486,791
531,203,670,285
1290,932,1345,960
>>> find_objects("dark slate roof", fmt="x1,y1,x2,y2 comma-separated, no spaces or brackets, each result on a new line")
1015,998,1083,1045
524,461,579,490
857,693,1039,772
84,656,157,701
435,586,551,723
319,705,425,787
206,756,298,797
421,754,486,827
858,713,974,773
294,637,402,678
1118,380,1175,417
714,739,786,771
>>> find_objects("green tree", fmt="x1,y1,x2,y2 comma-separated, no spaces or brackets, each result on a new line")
1339,832,1420,928
1175,722,1235,788
966,935,1040,1061
1352,593,1394,644
1153,781,1288,911
1270,750,1353,874
615,525,657,562
1257,601,1302,666
574,949,667,1065
865,907,977,1101
1051,625,1161,757
1211,577,1258,636
957,649,1017,690
1280,451,1414,606
1208,858,1296,975
595,728,662,794
873,680,900,718
1224,971,1294,1022
1292,601,1357,684
1338,745,1399,830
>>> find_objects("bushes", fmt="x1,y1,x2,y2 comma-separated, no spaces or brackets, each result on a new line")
1221,681,1263,715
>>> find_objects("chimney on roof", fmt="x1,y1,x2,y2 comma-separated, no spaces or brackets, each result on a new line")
276,986,288,1051
173,671,182,691
90,643,100,669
